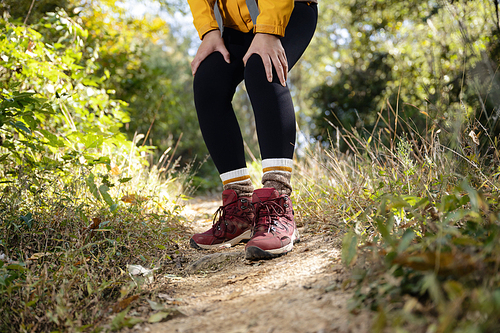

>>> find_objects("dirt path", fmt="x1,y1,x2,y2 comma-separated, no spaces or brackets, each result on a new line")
128,197,371,333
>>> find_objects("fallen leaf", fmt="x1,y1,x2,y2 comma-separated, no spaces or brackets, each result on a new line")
27,252,51,260
468,130,480,145
157,293,175,301
83,217,101,233
112,295,139,314
226,275,248,284
147,299,167,311
148,309,186,323
121,194,147,204
74,258,90,266
148,311,170,323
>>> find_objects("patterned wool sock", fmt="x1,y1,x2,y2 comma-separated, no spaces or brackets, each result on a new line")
261,158,293,196
221,168,254,198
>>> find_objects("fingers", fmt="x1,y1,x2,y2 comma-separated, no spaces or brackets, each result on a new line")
243,34,288,86
253,52,287,86
191,30,230,76
271,53,287,86
279,51,288,82
191,58,201,76
218,45,231,64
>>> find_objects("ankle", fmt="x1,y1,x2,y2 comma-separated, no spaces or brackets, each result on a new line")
262,173,292,196
223,180,254,198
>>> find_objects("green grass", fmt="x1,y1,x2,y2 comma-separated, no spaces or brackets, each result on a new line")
0,144,195,332
294,112,500,332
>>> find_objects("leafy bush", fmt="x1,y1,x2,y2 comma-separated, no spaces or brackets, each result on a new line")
0,11,191,332
295,107,500,331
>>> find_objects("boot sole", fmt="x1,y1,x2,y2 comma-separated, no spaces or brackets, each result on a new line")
245,229,300,260
190,230,252,250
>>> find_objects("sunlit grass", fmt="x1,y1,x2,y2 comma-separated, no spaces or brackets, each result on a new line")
0,137,194,332
293,111,500,332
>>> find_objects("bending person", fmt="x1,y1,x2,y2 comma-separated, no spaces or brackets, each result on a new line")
187,0,318,260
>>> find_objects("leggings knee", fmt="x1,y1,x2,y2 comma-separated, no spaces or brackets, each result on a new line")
244,54,281,88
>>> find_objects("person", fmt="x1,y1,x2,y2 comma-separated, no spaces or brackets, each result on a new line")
187,0,318,260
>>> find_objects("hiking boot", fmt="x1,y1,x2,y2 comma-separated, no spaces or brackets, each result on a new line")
245,188,299,260
190,189,254,250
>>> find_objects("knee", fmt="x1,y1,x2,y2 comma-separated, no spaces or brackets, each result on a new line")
244,54,267,83
244,53,280,87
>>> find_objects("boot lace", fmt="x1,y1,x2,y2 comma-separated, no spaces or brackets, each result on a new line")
254,198,290,234
212,198,250,237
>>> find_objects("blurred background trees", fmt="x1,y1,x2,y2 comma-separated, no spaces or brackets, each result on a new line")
2,0,499,191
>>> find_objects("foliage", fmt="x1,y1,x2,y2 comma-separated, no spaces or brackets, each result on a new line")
294,103,500,331
76,0,213,188
308,0,500,151
0,10,193,332
0,0,72,24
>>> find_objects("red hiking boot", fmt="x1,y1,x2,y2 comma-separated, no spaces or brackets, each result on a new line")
190,189,254,250
245,188,299,260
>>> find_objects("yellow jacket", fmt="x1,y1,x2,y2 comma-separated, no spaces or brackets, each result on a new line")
188,0,295,39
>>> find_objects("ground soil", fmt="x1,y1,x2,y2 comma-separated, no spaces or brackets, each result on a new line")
125,197,372,333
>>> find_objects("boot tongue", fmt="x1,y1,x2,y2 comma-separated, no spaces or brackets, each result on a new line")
252,188,280,203
222,189,239,205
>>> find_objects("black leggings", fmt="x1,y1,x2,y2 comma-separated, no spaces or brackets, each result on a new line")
193,2,318,174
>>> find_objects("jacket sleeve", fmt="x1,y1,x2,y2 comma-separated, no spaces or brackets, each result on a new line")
188,0,220,39
254,0,294,37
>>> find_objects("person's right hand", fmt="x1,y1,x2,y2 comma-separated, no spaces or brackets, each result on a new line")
191,29,231,76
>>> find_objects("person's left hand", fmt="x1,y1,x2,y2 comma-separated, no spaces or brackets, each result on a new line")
243,33,288,86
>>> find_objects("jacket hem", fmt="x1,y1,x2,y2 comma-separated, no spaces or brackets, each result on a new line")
198,22,220,40
254,24,286,37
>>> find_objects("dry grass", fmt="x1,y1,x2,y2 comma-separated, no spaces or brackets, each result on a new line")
293,109,500,332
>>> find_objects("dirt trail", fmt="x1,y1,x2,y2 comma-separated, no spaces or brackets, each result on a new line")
131,197,371,333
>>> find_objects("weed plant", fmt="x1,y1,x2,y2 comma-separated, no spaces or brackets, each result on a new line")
294,112,500,332
0,13,195,332
0,143,194,332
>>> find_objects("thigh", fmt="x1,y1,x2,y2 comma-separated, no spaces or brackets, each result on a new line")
281,2,318,70
193,50,244,100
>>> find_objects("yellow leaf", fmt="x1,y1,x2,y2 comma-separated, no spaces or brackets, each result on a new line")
110,166,121,175
121,194,147,204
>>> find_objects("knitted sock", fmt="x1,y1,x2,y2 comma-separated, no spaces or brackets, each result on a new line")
221,168,254,198
261,158,293,196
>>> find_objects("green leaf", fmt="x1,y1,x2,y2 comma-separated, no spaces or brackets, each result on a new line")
99,184,114,206
20,212,34,229
146,299,167,311
11,121,31,134
118,177,133,184
397,229,415,254
6,264,26,271
148,311,171,323
110,307,130,331
377,216,396,248
421,273,444,307
342,230,358,266
40,129,64,147
86,173,101,201
443,280,464,301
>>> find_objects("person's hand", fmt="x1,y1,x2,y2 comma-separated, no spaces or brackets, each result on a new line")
191,29,230,76
243,33,288,86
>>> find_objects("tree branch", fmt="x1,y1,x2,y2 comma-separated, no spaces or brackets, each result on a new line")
23,0,36,25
